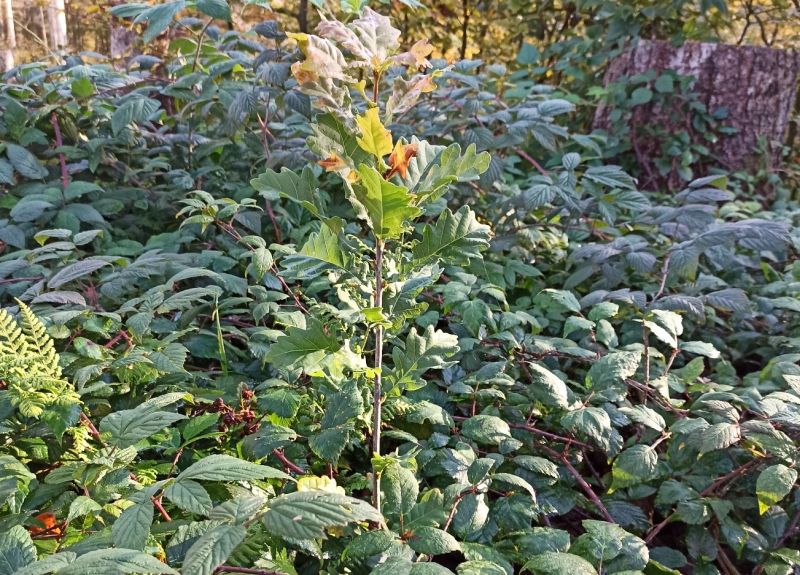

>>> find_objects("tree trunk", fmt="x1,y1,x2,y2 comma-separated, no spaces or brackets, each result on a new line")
47,0,67,49
39,5,49,51
460,0,469,59
1,0,15,71
595,40,800,189
110,25,135,60
297,0,307,33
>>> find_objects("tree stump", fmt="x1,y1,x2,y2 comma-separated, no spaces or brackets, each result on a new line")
594,40,800,190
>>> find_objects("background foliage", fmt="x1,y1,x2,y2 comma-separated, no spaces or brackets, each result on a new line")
1,1,800,574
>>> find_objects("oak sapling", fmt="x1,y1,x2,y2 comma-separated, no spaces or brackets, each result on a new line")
256,7,492,509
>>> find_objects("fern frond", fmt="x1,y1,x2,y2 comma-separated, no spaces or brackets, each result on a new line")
0,307,27,357
15,299,62,379
0,301,79,421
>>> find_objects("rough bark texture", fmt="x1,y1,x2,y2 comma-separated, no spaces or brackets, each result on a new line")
595,40,800,188
110,25,136,60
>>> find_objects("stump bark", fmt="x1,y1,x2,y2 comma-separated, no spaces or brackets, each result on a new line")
595,40,800,189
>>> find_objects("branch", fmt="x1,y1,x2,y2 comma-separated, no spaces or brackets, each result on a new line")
192,19,213,73
0,276,43,285
453,415,591,449
512,146,549,177
645,458,762,543
272,266,309,314
214,566,285,575
650,254,671,305
79,412,102,442
50,112,69,191
151,496,172,521
443,488,473,533
271,449,304,474
539,444,615,523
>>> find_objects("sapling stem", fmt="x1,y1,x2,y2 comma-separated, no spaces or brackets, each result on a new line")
371,237,384,508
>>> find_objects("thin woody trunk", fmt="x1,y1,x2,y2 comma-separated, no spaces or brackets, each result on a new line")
297,0,308,33
48,0,67,49
1,0,15,71
371,238,384,509
460,0,469,59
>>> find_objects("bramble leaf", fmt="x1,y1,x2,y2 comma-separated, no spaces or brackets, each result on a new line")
756,464,797,514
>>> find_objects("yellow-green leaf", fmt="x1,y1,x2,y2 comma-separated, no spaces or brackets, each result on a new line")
356,107,393,159
353,165,420,239
756,464,797,514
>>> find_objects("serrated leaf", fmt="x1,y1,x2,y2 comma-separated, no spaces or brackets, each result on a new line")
181,524,246,575
583,165,636,190
6,144,47,179
458,561,508,575
111,97,161,135
257,388,301,419
149,343,188,373
699,423,740,454
48,259,111,289
310,381,363,463
561,407,613,450
541,289,581,313
491,473,536,498
586,351,640,396
209,495,266,524
461,415,512,446
526,363,569,409
13,553,77,575
408,527,460,555
100,409,186,448
9,199,53,222
344,530,396,558
249,247,273,282
523,552,598,574
262,491,382,540
458,299,495,337
0,525,36,575
611,445,658,490
67,495,102,521
382,462,418,518
756,464,797,514
112,502,154,550
176,454,290,482
618,405,666,431
165,479,213,515
680,341,720,358
705,288,750,312
58,549,178,574
411,564,455,575
196,0,230,20
64,181,103,201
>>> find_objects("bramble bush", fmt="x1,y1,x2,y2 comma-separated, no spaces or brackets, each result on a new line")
1,3,800,575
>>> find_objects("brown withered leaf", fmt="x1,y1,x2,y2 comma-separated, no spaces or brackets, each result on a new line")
385,141,418,180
